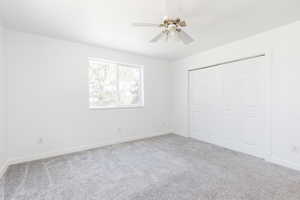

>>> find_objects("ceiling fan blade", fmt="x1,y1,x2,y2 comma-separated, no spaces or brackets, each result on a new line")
150,33,165,43
132,23,160,27
178,30,194,44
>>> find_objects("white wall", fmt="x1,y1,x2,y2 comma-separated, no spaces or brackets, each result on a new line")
3,21,300,172
171,21,300,170
5,30,171,162
0,25,8,174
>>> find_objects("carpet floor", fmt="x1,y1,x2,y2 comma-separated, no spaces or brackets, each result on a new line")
1,134,300,200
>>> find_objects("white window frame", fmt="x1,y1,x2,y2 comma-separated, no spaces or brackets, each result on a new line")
88,57,144,110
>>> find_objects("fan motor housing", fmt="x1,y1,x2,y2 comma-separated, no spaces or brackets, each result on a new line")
161,18,186,28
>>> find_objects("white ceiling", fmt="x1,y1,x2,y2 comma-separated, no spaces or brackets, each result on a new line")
1,0,300,61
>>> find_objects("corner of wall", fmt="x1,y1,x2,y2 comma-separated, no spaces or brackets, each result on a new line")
0,24,9,179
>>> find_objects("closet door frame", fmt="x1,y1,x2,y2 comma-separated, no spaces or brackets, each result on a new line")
187,52,272,160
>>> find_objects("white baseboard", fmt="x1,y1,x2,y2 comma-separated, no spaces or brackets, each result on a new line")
4,132,299,179
189,134,300,172
9,131,170,165
0,160,9,179
269,156,300,171
172,132,189,137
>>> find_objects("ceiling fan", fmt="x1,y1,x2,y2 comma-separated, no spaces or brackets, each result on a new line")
132,16,195,44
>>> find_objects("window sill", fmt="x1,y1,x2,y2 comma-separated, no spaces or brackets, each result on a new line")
89,105,144,110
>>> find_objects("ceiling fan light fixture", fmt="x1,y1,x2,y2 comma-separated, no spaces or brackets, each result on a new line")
133,17,195,45
168,24,177,36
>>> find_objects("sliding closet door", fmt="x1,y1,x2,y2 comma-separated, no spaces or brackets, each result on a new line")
189,56,269,159
189,67,222,143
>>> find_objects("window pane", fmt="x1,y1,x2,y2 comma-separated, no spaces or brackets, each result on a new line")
119,65,141,105
89,62,118,107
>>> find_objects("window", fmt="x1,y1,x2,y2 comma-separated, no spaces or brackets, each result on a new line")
88,58,144,109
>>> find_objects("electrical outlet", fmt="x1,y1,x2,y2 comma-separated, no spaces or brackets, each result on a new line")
37,138,44,144
291,146,300,153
